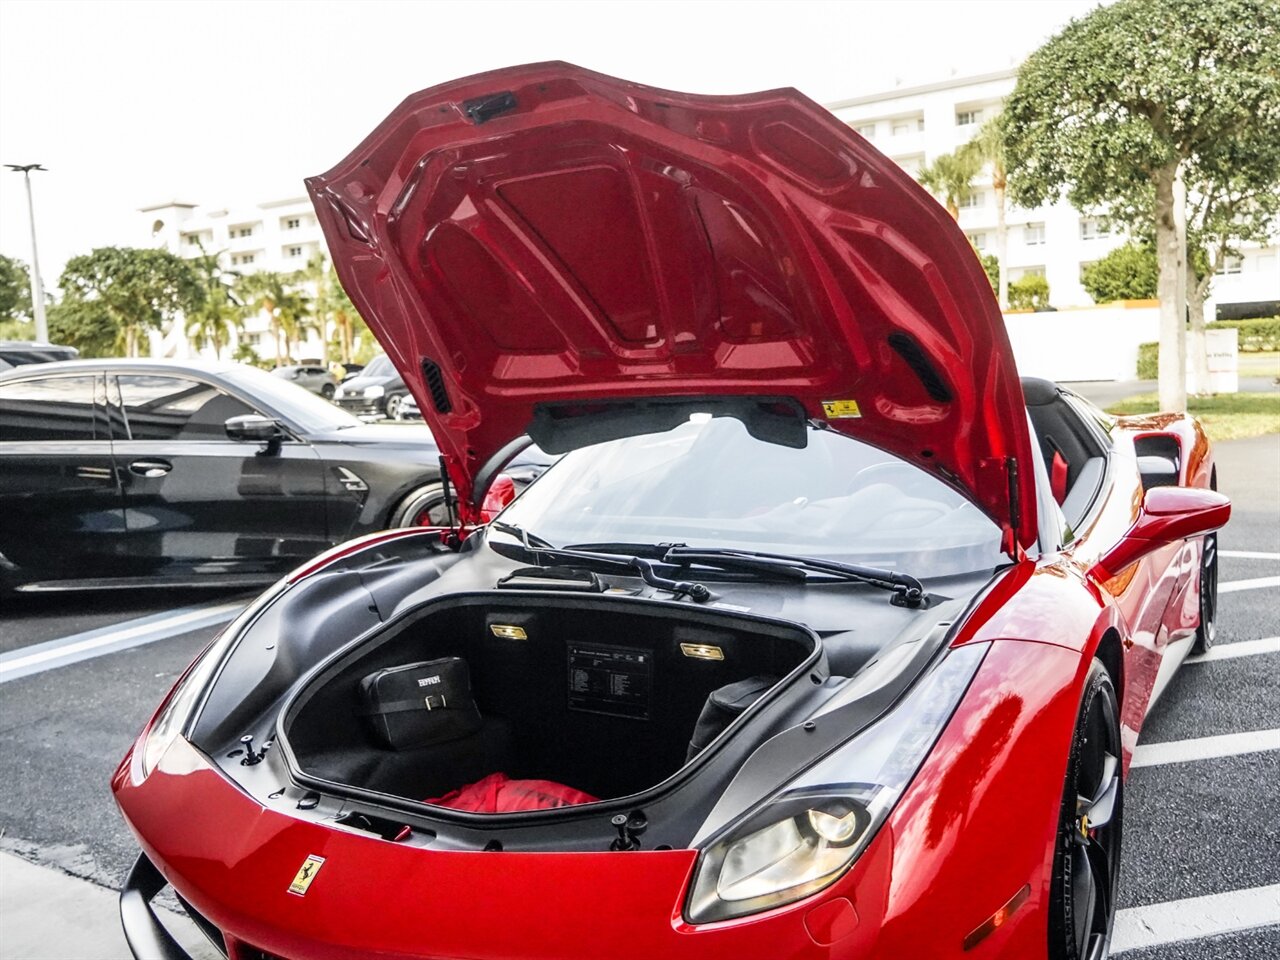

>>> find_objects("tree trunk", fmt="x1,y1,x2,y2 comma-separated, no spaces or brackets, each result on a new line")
1154,164,1187,412
271,316,282,367
994,179,1008,310
946,200,960,219
1187,267,1212,395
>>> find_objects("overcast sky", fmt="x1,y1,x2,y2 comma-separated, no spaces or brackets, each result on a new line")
0,0,1102,287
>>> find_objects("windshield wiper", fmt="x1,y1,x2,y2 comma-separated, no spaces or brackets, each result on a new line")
489,527,715,601
662,546,927,608
488,520,555,550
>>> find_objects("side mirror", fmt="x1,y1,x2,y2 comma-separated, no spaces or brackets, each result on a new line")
225,414,285,443
1091,486,1230,582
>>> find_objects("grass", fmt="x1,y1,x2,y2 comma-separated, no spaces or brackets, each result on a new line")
1238,351,1280,378
1105,391,1280,442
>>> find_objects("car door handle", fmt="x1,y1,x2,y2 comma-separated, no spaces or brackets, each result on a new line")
128,459,172,478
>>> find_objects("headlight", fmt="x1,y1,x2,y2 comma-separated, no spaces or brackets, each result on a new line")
686,643,986,923
333,385,345,399
364,384,385,398
139,639,225,777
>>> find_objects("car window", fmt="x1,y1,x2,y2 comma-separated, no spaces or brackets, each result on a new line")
363,356,393,378
0,375,101,441
116,374,258,441
500,417,1006,579
220,365,360,432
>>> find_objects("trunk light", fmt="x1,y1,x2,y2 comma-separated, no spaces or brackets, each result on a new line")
680,643,724,661
489,624,528,640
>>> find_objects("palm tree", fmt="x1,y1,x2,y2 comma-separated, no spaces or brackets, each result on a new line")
185,245,242,359
962,117,1010,309
918,150,980,219
236,271,311,365
297,252,333,362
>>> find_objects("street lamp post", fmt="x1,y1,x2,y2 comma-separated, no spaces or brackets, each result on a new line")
5,163,49,342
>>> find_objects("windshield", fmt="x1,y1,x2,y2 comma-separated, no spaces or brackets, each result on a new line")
361,355,394,378
222,365,359,433
498,417,1005,579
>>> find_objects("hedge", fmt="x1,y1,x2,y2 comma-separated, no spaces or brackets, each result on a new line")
1210,316,1280,352
1136,317,1280,378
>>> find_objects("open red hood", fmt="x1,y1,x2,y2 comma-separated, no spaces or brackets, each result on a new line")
307,63,1037,552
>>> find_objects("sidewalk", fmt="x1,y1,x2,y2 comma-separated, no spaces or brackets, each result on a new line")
0,853,217,960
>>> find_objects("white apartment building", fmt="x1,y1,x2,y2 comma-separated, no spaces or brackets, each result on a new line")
825,69,1279,315
138,68,1277,361
139,196,330,362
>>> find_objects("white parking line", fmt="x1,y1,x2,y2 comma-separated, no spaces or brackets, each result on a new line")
1219,576,1280,594
0,602,243,683
1186,636,1280,664
1131,729,1280,768
1220,550,1280,560
1111,883,1280,954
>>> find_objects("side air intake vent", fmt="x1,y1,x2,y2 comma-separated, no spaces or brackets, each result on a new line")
420,358,453,413
887,333,953,403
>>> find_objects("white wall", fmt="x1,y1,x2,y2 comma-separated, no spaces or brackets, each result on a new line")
1003,305,1159,383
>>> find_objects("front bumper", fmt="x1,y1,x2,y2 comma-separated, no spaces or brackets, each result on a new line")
333,396,383,418
114,639,1073,959
121,854,229,960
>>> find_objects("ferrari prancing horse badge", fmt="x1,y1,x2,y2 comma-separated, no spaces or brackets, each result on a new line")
288,854,325,896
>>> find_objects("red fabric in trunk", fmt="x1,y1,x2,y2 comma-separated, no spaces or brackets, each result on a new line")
428,773,598,812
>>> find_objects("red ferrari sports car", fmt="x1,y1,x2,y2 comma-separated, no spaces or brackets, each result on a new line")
113,64,1228,960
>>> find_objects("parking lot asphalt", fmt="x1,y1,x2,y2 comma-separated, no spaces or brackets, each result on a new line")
1,433,1277,958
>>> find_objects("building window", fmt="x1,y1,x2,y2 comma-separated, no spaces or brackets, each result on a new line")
1216,255,1243,275
285,218,301,230
956,109,982,126
959,190,984,209
1024,222,1046,246
966,232,987,251
1079,218,1111,240
1079,261,1097,282
855,124,875,138
287,246,303,258
1017,266,1047,279
917,117,925,131
892,121,910,136
185,234,201,246
231,254,256,266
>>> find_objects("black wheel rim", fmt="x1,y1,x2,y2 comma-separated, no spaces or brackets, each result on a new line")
1200,532,1218,645
1068,689,1122,960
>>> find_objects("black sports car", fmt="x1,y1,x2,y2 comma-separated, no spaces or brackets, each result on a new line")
0,359,546,592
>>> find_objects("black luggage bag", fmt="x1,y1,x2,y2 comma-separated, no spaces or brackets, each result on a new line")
360,657,483,751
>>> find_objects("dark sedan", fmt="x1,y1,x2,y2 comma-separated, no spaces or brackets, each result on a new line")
0,359,523,592
332,354,410,420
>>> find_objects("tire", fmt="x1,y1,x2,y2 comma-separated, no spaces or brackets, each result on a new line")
320,383,336,400
388,482,450,528
1049,661,1123,960
384,393,405,421
1192,470,1219,655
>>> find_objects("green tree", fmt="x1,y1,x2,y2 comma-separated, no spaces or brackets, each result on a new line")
47,297,120,357
962,117,1010,308
54,247,202,357
235,271,311,365
1081,242,1159,303
185,245,243,359
0,254,33,329
1182,145,1280,391
1008,274,1051,312
977,251,1000,297
917,149,980,219
1003,0,1280,412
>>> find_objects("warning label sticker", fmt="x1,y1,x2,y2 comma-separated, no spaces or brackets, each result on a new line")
822,399,862,419
567,644,653,720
